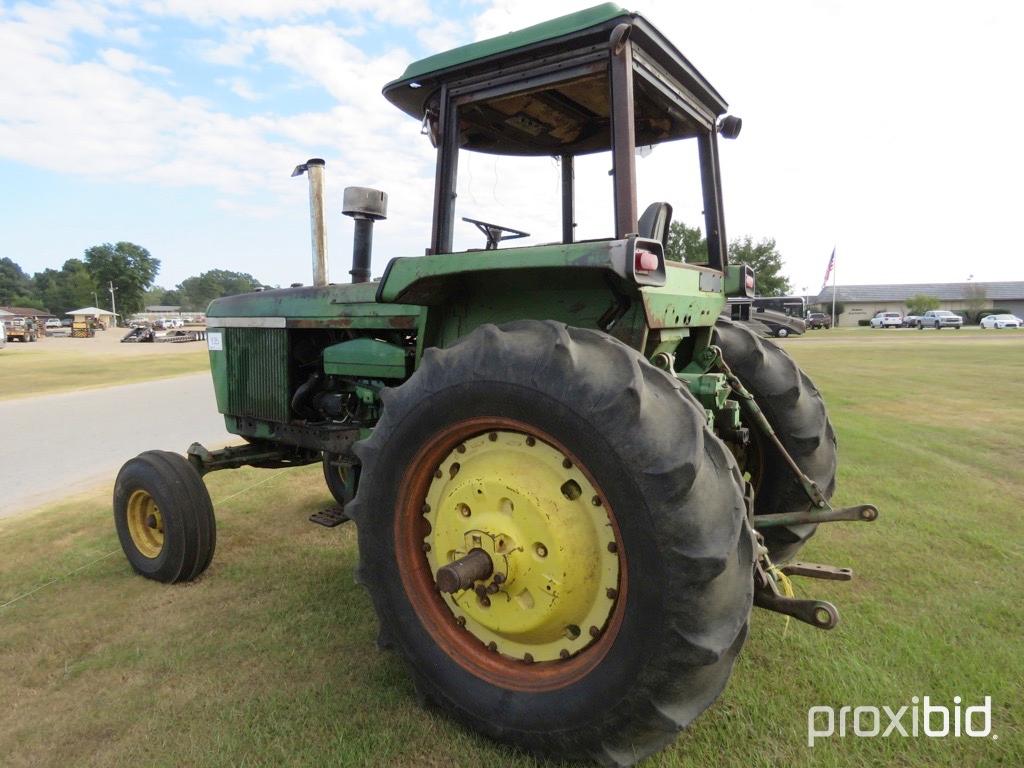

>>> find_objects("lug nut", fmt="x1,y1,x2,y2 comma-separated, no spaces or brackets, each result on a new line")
535,543,548,558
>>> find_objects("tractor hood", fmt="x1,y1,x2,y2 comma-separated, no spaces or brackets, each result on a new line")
206,282,422,331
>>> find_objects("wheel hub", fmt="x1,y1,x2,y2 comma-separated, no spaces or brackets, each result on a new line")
126,489,164,559
423,430,620,662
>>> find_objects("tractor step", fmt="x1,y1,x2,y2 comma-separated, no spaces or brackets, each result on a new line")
780,561,853,581
309,506,350,527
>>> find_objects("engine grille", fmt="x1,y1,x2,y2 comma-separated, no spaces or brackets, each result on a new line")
225,327,290,422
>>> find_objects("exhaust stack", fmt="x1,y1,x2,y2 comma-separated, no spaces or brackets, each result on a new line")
342,186,388,283
292,158,329,287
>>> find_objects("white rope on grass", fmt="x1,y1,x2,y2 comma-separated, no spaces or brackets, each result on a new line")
0,550,121,611
0,470,289,612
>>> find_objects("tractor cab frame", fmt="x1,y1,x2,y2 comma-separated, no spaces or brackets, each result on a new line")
382,3,733,265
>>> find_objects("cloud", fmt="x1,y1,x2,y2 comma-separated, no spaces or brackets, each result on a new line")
99,47,170,74
218,76,262,101
416,19,467,52
133,0,431,26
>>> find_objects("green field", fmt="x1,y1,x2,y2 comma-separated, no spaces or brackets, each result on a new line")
0,343,209,399
1,328,1021,766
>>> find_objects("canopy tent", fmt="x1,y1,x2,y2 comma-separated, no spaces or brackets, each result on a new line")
66,306,118,330
65,306,118,316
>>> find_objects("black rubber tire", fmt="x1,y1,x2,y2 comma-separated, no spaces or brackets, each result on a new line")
713,318,838,563
321,452,352,506
113,450,216,583
347,320,754,766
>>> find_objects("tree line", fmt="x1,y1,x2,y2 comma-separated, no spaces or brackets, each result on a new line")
0,243,265,318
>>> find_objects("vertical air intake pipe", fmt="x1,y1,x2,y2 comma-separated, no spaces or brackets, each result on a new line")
342,186,388,283
291,158,330,287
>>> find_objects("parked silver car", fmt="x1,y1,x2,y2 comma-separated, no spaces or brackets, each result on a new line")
917,310,962,329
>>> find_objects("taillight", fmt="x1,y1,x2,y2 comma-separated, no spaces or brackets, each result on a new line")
635,248,659,273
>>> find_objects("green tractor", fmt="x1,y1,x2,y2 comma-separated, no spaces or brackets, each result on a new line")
113,5,877,764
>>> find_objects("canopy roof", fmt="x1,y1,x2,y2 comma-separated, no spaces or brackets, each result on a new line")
66,306,117,316
383,3,729,157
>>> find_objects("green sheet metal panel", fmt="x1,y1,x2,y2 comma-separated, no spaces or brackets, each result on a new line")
640,263,725,329
376,240,628,305
323,338,407,379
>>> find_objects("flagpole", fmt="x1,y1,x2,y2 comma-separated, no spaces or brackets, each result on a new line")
830,246,837,328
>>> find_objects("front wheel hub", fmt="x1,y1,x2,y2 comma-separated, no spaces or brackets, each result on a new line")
423,430,620,662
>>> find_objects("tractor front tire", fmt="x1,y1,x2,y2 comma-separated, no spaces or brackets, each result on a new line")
322,452,353,506
713,318,838,563
113,451,216,583
347,321,754,766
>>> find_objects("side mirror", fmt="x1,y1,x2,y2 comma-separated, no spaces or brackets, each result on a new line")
718,115,742,139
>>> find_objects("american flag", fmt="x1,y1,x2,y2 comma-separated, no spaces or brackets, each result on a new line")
821,247,836,291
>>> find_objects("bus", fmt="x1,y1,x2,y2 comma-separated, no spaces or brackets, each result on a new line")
751,295,806,319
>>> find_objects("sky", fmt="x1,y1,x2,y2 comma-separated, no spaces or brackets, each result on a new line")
1,0,1022,296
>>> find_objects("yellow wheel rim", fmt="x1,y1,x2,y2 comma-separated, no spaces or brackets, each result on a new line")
424,430,620,662
126,489,165,559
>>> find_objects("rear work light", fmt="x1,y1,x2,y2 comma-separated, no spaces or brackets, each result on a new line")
635,248,660,274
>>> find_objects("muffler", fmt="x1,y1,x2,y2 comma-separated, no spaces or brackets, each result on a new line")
292,158,329,287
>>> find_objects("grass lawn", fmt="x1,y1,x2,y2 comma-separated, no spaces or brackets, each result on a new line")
0,336,209,399
1,328,1021,766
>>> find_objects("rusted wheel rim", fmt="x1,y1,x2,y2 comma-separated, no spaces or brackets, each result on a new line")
395,417,627,692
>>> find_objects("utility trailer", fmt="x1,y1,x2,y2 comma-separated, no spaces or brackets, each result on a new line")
113,5,877,764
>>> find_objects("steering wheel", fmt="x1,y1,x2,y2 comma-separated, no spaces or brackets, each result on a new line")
462,217,530,250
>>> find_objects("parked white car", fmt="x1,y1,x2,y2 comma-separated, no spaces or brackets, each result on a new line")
870,312,903,328
979,313,1022,329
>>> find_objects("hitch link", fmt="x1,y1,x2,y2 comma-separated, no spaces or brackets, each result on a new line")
754,504,879,528
754,560,840,630
754,589,839,630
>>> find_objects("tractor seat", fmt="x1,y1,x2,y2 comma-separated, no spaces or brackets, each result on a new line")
638,202,673,249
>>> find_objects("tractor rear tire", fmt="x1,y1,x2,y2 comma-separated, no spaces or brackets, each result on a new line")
713,318,838,563
347,320,754,766
113,451,216,583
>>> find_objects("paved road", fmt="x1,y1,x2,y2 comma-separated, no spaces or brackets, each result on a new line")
1,373,234,518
